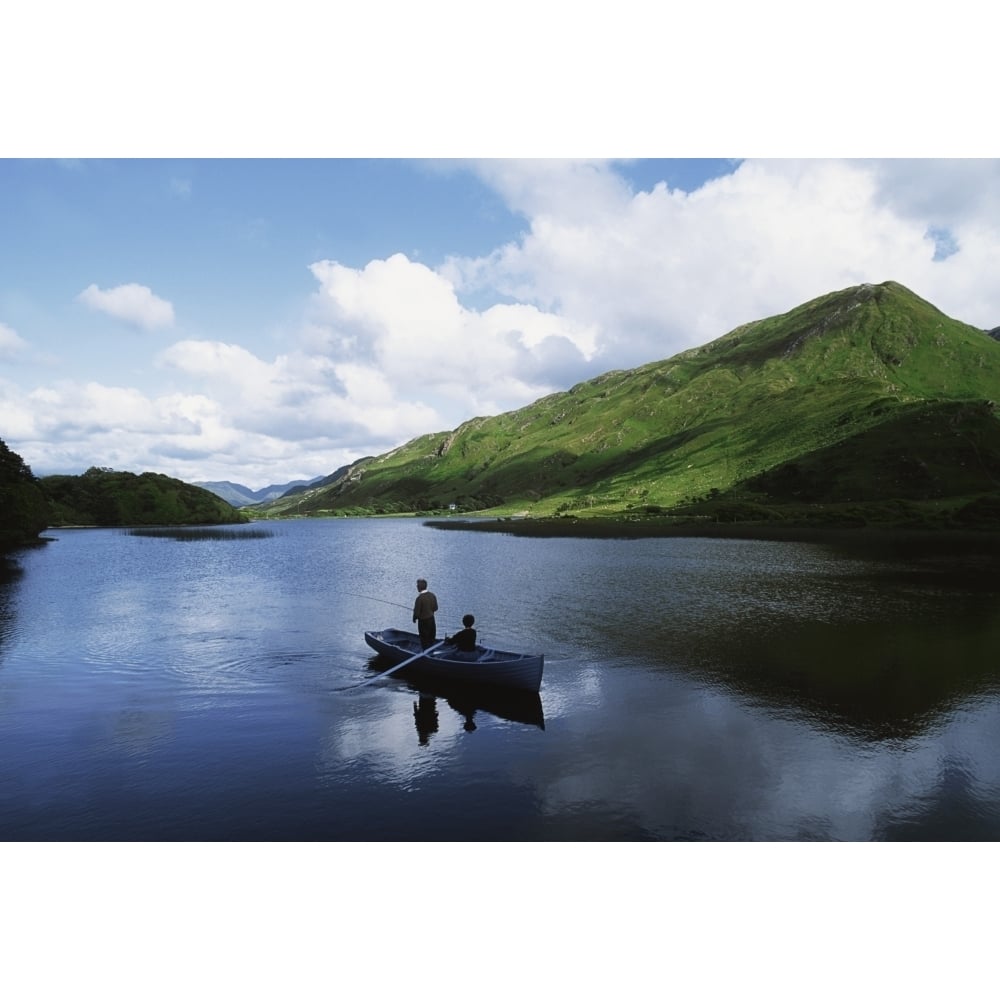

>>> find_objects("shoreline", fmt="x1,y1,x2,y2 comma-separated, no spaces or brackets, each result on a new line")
422,515,1000,549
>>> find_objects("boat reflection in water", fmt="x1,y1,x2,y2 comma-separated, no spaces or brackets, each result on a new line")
366,657,546,744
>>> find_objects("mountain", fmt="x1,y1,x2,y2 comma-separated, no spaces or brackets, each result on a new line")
194,476,327,507
253,282,1000,527
279,465,359,497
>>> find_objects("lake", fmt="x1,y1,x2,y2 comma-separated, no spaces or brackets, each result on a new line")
2,517,999,841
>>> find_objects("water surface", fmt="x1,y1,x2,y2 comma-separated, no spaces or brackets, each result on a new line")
2,519,998,840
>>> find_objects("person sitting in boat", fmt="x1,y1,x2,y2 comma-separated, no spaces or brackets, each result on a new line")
445,614,478,660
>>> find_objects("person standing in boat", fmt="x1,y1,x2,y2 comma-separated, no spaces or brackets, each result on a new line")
412,578,439,649
445,614,478,661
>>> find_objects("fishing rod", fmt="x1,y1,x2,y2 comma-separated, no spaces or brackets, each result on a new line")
344,592,467,632
345,593,411,613
346,590,532,640
346,589,536,644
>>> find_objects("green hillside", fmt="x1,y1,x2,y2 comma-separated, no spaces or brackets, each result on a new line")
253,282,1000,527
41,467,248,527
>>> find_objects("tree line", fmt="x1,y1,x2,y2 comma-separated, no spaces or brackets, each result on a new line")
1,439,245,550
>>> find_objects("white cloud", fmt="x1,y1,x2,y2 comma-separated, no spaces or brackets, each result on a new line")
157,336,444,446
158,340,272,386
4,371,370,487
307,252,597,423
77,282,175,331
868,159,1000,225
0,321,28,360
452,158,1000,371
469,158,634,225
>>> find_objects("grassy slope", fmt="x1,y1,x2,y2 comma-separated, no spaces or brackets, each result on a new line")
255,282,1000,521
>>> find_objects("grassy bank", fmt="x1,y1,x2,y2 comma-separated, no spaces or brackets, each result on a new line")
423,512,1000,550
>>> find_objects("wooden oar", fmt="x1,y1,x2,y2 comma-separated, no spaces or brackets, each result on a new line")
334,640,445,692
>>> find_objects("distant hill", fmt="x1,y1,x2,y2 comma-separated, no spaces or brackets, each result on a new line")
41,467,247,527
251,281,1000,529
194,476,327,507
243,465,369,516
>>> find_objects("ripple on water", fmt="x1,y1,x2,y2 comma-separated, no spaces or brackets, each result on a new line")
4,520,1000,841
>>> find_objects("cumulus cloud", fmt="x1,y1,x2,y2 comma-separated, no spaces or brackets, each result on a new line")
0,321,27,360
77,282,175,330
157,336,443,446
449,158,1000,370
306,252,599,425
4,371,373,487
868,158,1000,226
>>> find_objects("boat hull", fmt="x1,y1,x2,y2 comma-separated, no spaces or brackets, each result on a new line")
364,628,544,693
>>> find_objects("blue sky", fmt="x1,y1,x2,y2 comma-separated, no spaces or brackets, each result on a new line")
2,7,998,489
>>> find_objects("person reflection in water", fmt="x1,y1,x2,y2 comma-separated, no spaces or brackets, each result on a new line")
412,578,438,649
445,614,478,660
413,694,439,745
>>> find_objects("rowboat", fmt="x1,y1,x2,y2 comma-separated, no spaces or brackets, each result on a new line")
364,627,544,693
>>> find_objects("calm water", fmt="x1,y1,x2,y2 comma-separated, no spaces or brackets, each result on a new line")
2,518,999,841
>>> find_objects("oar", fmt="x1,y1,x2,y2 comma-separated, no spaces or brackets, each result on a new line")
334,640,446,692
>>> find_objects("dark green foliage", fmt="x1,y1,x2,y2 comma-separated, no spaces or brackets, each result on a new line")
953,493,1000,527
742,401,1000,503
0,438,50,548
40,468,247,527
250,281,1000,528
